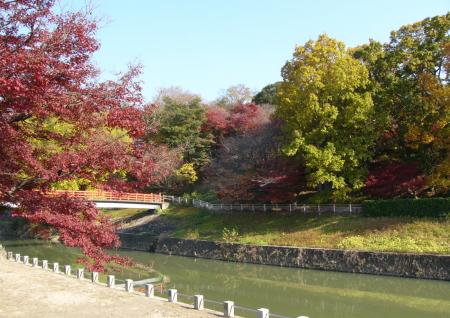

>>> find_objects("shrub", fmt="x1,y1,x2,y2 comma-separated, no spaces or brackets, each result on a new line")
183,191,218,203
222,227,240,243
362,198,450,217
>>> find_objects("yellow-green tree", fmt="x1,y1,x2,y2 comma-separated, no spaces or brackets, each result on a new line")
276,34,377,199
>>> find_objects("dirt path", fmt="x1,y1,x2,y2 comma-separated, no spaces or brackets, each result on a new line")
0,252,221,318
117,213,176,235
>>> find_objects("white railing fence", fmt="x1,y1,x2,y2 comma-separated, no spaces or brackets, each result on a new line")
2,248,309,318
163,195,362,215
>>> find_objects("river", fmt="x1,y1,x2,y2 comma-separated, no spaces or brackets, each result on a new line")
1,239,449,318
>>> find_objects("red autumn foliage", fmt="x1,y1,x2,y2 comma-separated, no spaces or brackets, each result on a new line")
365,163,427,198
228,103,268,133
0,1,174,270
217,163,306,203
205,106,229,132
204,122,306,203
204,103,269,142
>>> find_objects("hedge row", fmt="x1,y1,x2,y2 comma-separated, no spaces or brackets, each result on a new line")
362,198,450,217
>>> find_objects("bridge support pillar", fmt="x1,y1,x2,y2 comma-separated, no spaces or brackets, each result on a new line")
162,202,170,210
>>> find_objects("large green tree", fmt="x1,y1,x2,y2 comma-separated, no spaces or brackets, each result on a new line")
148,97,213,168
354,13,450,194
253,82,282,105
276,34,377,198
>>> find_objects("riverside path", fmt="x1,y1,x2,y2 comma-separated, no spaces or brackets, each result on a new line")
0,252,220,318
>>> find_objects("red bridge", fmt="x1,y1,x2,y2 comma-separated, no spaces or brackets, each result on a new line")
47,190,164,209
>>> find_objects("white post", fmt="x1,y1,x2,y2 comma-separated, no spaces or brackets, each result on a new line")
257,308,270,318
23,255,29,265
107,275,115,288
91,271,99,283
125,279,133,292
76,268,84,280
349,202,352,215
168,289,177,302
145,284,154,298
194,295,204,310
303,204,306,213
289,204,292,213
64,265,71,276
52,262,59,273
42,260,48,270
224,301,235,317
15,253,20,262
7,251,13,260
263,204,266,212
32,257,38,267
333,204,336,215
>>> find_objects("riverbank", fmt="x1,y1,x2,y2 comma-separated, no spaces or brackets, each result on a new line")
111,206,450,280
118,235,450,280
113,206,450,255
0,250,220,318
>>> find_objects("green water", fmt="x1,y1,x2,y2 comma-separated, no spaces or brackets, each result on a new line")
2,239,450,318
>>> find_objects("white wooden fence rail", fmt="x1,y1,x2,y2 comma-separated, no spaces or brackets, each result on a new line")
163,196,362,214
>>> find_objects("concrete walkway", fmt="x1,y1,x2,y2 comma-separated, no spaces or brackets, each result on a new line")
0,253,220,318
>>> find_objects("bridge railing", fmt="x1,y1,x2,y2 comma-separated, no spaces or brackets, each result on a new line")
47,190,163,204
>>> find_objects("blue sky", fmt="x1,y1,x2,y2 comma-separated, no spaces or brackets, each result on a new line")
62,0,449,102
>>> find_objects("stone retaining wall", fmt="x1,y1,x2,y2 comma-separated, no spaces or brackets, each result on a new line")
119,234,450,280
118,232,159,251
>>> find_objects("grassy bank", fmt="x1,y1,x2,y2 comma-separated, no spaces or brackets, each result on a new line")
157,206,450,255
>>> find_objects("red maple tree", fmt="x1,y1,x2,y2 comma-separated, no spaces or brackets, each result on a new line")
228,103,268,133
365,163,427,198
204,103,269,143
0,0,174,270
